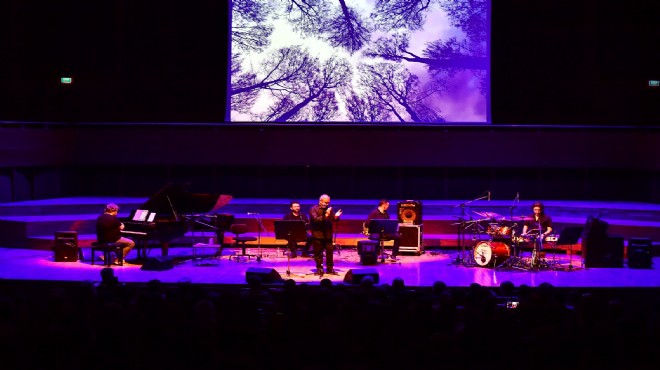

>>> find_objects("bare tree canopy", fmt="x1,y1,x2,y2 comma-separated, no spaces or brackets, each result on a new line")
320,0,373,54
232,0,274,52
358,62,443,123
371,0,433,31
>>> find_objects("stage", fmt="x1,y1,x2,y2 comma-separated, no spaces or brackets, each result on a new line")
1,245,658,288
0,196,658,288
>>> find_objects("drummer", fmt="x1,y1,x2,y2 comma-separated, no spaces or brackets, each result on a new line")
521,202,553,239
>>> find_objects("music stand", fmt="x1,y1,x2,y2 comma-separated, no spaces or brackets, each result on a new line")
367,219,399,263
274,220,308,277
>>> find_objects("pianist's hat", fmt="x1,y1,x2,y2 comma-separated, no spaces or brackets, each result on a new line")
105,203,119,213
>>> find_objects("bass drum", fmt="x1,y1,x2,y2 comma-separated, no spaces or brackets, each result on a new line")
473,241,510,267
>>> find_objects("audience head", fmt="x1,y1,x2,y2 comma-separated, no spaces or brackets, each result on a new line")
500,280,515,295
432,280,447,294
100,267,118,285
360,275,375,288
392,277,405,290
320,278,333,288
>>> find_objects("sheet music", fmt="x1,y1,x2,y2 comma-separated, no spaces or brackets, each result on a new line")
132,209,149,221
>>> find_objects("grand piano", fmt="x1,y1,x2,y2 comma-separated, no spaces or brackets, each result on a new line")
121,183,232,259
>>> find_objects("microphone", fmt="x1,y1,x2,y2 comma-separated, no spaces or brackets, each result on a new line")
487,191,491,202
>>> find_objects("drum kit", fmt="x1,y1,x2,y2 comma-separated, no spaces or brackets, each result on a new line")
454,211,560,271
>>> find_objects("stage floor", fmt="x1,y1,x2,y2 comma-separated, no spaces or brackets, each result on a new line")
1,246,658,288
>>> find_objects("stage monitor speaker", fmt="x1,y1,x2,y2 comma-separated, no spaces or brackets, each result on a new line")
53,240,78,262
343,268,379,284
245,267,283,284
397,200,422,225
140,256,175,271
627,237,652,269
583,235,624,268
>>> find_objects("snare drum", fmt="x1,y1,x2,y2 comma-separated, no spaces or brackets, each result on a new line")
473,241,510,267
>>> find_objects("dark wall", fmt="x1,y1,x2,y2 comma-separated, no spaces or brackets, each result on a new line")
0,124,657,202
0,0,228,123
1,1,659,124
0,1,659,202
491,0,660,125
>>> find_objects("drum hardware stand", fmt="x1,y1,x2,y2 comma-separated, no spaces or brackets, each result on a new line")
496,230,527,271
450,216,468,265
451,193,488,266
527,233,554,271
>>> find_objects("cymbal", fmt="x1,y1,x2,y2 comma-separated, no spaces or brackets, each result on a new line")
512,216,534,221
474,211,505,220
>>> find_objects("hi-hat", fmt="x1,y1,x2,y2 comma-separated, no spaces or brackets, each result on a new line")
512,216,534,221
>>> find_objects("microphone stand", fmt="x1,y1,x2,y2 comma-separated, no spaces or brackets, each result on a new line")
333,217,341,256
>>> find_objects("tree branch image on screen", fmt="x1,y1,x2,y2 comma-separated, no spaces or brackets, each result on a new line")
229,0,489,123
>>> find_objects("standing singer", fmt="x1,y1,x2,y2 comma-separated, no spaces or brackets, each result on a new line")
309,194,342,275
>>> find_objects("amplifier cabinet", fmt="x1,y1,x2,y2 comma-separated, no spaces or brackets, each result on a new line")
399,224,423,255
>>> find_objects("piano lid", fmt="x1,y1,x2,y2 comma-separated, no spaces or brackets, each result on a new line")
138,183,232,217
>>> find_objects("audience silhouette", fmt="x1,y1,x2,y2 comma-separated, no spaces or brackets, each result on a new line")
0,275,657,370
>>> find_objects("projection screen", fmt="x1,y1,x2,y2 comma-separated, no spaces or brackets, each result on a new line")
229,0,490,123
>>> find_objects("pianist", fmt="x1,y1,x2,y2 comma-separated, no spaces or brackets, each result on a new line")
96,203,136,263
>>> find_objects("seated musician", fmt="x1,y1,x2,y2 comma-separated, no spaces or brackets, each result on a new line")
364,199,400,260
282,201,312,258
96,203,135,263
521,201,553,242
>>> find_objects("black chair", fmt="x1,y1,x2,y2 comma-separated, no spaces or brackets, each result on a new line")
357,240,379,265
91,241,123,266
365,219,400,263
229,223,258,261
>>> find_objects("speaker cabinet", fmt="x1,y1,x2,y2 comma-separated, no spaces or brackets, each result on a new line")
399,224,423,254
343,268,379,284
583,235,624,268
397,200,422,225
53,231,79,262
245,267,283,284
627,237,653,269
357,240,379,265
140,256,175,271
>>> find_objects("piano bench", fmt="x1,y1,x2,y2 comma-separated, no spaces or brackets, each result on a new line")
91,242,123,267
